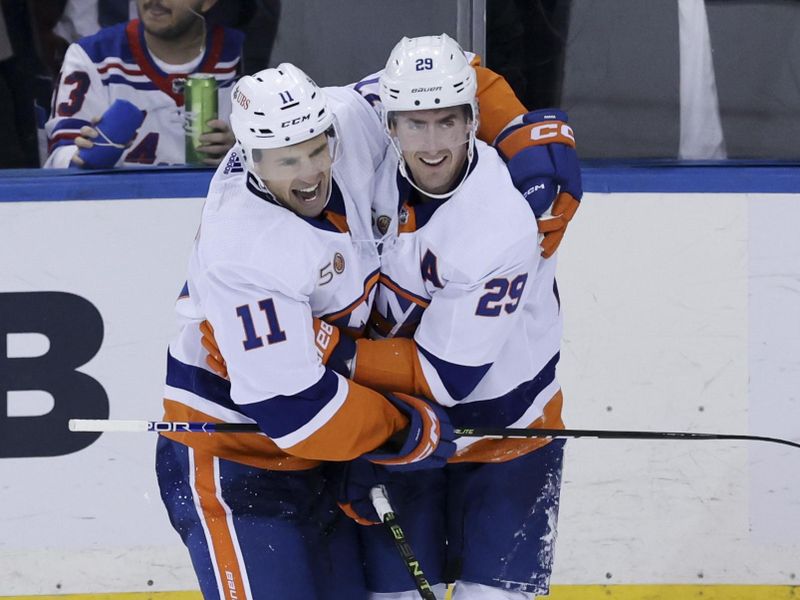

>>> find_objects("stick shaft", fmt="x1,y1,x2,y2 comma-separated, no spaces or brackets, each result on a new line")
370,486,437,600
68,419,800,450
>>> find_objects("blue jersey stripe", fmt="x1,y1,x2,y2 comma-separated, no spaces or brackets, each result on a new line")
446,352,560,428
166,352,342,439
237,369,340,439
417,344,492,402
101,74,158,90
167,351,237,411
51,118,91,133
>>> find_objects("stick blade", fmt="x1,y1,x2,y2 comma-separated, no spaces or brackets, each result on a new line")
68,419,149,432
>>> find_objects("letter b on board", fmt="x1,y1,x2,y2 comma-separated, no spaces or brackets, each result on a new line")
0,292,108,458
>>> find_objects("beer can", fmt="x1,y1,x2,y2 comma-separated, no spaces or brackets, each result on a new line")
184,73,219,165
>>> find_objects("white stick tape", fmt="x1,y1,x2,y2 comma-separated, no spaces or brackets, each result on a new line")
68,419,150,432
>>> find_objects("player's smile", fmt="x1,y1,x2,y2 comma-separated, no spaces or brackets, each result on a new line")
417,153,448,167
291,179,326,206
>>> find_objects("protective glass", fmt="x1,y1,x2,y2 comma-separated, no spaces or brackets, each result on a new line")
388,109,472,153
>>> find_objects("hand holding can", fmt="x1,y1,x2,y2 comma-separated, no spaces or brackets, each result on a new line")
184,73,219,165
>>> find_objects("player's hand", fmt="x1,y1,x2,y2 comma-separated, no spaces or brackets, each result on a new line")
198,119,236,166
496,109,583,258
335,460,389,526
362,393,456,471
70,119,101,168
199,317,355,379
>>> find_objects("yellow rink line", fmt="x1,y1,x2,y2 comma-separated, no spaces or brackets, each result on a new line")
2,585,797,599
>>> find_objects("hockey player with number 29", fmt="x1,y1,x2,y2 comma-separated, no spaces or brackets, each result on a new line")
331,35,582,599
155,50,573,597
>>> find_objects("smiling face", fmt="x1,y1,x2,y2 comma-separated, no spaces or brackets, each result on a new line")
252,133,333,218
389,106,472,196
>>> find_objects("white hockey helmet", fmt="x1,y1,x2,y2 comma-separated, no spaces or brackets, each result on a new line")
379,34,477,115
379,34,478,199
229,63,335,171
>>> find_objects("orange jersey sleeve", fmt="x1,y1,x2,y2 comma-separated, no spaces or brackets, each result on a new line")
352,337,434,400
282,379,409,461
470,56,527,144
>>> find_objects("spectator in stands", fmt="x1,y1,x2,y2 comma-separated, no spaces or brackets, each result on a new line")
44,0,244,169
53,1,279,77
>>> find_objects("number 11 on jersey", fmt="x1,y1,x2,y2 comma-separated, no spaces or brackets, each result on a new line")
236,299,287,350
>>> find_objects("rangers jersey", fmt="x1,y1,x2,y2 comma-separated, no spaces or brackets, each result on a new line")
161,86,404,470
44,19,243,168
366,140,565,462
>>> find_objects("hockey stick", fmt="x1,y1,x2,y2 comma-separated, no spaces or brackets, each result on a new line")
68,419,800,450
370,485,437,600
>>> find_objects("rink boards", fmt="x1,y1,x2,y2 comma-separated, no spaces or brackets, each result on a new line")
0,165,798,598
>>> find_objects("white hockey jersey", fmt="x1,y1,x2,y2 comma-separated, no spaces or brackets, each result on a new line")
367,141,565,462
44,20,243,168
161,86,407,469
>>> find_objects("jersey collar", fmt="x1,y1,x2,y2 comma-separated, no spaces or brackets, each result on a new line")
126,19,225,106
395,149,480,231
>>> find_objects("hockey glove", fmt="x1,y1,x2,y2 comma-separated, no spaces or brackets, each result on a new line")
335,459,389,526
199,317,355,379
362,392,456,472
496,108,583,258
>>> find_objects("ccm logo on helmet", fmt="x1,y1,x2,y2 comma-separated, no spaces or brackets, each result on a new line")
531,122,575,143
282,114,310,127
233,88,250,110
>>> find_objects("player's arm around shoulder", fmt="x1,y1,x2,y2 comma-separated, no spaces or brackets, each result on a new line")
195,249,402,457
323,85,387,172
196,227,457,469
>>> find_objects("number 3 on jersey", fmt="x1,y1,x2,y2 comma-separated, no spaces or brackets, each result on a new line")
236,299,287,350
475,274,528,316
